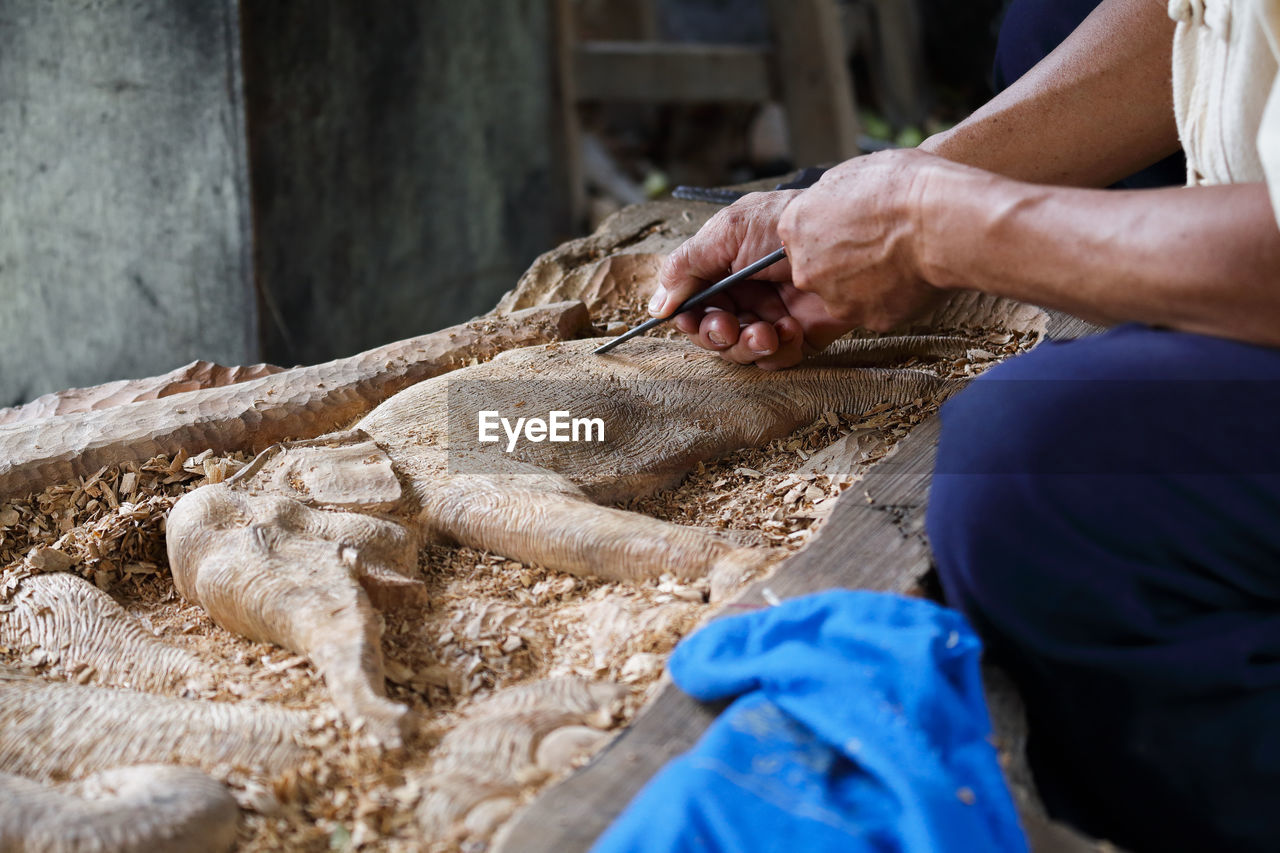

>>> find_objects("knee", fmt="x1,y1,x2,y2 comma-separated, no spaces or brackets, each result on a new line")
925,365,1049,590
922,325,1279,649
924,350,1119,648
929,342,1110,480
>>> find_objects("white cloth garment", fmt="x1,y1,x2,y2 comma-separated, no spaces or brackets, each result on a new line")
1169,0,1280,223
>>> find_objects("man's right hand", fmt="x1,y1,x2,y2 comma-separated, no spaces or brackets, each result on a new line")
650,191,855,370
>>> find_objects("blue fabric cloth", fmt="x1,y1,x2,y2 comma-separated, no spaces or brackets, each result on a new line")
592,591,1027,853
928,324,1280,851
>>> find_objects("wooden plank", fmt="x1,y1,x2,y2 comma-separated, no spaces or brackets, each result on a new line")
746,416,940,604
573,42,773,103
766,0,861,166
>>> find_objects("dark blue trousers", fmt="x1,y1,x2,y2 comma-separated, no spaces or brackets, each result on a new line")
927,325,1280,851
930,3,1217,847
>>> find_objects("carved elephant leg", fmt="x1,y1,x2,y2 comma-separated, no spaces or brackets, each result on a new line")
418,471,771,595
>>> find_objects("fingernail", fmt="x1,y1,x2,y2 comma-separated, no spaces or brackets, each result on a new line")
647,291,665,315
708,331,727,346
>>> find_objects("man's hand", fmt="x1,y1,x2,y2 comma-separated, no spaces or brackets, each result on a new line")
652,190,851,370
651,149,947,369
778,149,945,332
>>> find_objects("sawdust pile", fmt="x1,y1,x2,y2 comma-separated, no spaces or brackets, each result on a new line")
0,322,1035,852
0,450,248,596
634,329,1033,543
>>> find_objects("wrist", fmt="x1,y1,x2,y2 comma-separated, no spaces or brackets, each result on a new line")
910,160,1021,293
907,159,957,290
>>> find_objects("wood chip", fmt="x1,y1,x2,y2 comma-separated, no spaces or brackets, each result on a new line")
0,316,1041,851
383,658,416,686
25,545,73,573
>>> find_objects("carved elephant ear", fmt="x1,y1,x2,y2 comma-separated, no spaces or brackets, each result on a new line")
229,431,405,512
167,430,425,747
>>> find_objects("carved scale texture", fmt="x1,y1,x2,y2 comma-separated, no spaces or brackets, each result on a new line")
0,765,239,853
0,573,206,692
0,673,310,781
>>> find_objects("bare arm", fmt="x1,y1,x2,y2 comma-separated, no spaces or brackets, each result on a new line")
652,0,1220,367
921,0,1180,186
916,168,1280,345
777,0,1280,344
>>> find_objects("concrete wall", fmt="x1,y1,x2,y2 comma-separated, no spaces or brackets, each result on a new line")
0,1,256,405
0,1,572,403
241,1,572,366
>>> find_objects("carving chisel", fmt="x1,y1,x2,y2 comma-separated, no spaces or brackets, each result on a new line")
592,246,788,355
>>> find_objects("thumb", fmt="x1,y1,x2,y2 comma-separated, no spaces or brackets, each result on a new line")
652,239,726,317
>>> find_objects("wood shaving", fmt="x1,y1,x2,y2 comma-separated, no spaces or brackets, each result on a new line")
0,317,1037,851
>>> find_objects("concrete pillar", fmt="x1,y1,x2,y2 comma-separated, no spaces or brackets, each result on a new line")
0,1,256,405
0,0,572,404
241,1,573,366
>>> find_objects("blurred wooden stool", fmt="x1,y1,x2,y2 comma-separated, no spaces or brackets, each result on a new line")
553,0,861,224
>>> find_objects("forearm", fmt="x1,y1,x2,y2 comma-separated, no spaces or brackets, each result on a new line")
918,174,1280,346
919,0,1179,187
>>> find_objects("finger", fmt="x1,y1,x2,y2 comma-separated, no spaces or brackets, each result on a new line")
719,320,779,365
727,281,791,325
699,310,743,350
673,293,736,336
750,318,807,371
654,232,735,317
652,252,707,317
655,195,796,317
673,310,702,336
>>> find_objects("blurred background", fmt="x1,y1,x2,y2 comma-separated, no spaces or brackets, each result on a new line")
0,0,1006,407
